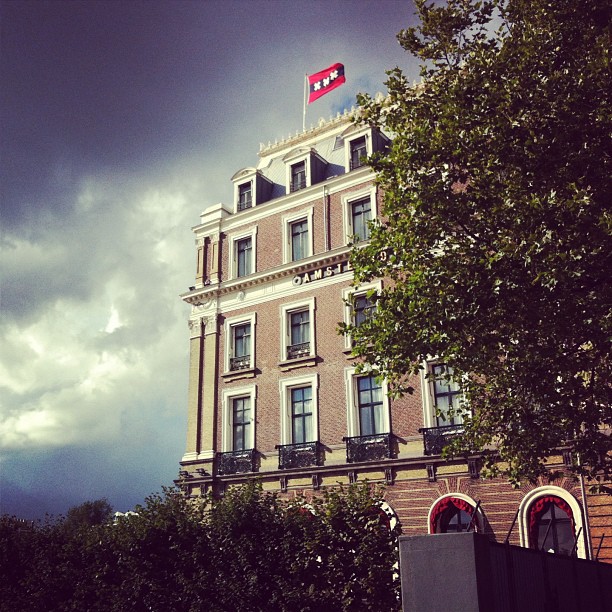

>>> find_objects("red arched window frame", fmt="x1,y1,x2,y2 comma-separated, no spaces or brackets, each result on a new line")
527,495,574,548
430,497,475,534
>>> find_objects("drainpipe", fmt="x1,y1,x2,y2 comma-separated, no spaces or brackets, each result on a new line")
578,453,594,559
323,185,330,251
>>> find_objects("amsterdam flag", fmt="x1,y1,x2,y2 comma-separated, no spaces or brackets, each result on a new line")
307,63,345,104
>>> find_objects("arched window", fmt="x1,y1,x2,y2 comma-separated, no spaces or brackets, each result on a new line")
518,486,586,559
429,496,478,534
528,495,576,555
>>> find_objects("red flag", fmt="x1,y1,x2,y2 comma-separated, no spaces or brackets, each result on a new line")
307,63,345,104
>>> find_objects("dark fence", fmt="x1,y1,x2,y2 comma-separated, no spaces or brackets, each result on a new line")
399,532,612,612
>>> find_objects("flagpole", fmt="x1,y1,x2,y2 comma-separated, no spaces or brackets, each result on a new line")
303,74,307,132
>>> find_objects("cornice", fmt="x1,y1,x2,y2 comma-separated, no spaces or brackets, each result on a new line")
181,247,352,306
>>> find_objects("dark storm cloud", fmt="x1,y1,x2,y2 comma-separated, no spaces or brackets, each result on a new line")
1,0,420,519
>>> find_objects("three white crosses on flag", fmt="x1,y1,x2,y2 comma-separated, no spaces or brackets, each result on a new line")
302,63,346,130
307,62,346,104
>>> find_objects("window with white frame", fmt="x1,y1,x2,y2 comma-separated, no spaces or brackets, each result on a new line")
280,298,315,362
224,313,256,372
290,161,307,192
283,208,313,263
345,367,390,438
342,187,376,245
290,219,309,261
349,135,367,170
279,373,318,445
238,182,252,211
236,236,252,277
221,385,256,452
518,486,586,558
421,362,466,429
342,281,381,349
350,197,372,242
429,495,479,534
230,228,256,278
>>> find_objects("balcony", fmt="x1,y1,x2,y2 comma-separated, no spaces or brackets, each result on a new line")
287,342,310,360
343,433,393,463
238,197,252,211
230,355,251,371
216,449,256,475
419,424,464,456
290,177,307,192
275,441,323,470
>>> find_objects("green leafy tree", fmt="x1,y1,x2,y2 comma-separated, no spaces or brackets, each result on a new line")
0,483,400,611
346,0,611,486
63,498,114,531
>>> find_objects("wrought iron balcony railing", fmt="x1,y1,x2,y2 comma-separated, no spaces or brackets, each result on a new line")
216,448,256,475
419,424,464,456
349,156,366,170
286,342,310,360
275,441,323,470
343,433,393,463
229,355,251,371
290,177,307,192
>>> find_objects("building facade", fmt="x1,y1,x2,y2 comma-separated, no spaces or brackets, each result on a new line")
178,113,611,563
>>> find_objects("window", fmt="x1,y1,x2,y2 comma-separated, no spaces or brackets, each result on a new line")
280,298,316,363
238,182,252,211
518,487,586,558
236,237,252,278
429,496,478,534
279,373,319,446
230,323,251,371
342,187,377,245
342,282,381,349
232,396,252,451
357,375,384,436
224,313,256,373
288,310,309,359
530,496,575,555
431,364,463,427
350,197,372,242
290,161,306,192
291,386,314,444
221,385,256,452
282,208,313,264
290,219,309,261
353,293,374,327
230,228,256,279
349,136,367,170
345,367,390,438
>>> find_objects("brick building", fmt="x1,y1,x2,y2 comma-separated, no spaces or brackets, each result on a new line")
178,112,610,563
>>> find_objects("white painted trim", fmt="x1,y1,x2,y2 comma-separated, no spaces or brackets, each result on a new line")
344,366,390,438
517,486,587,558
221,385,256,452
228,226,258,279
279,296,316,362
427,493,482,534
341,280,382,350
278,372,319,445
282,206,314,264
223,312,256,373
341,185,378,244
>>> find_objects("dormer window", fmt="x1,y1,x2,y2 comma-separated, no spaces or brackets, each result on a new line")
231,168,273,213
238,182,252,211
290,162,306,192
342,126,390,173
349,136,367,170
283,147,327,195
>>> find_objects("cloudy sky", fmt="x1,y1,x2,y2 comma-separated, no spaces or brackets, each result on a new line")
1,0,420,519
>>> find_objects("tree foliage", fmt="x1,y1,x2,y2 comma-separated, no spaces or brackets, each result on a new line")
0,483,400,611
347,0,611,486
